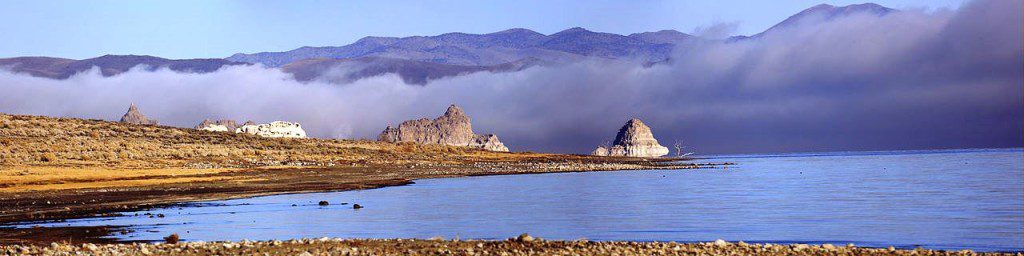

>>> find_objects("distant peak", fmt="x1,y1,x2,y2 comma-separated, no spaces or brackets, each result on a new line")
554,27,591,35
490,28,543,36
438,32,470,37
808,3,836,10
751,2,894,38
654,29,683,34
800,2,892,15
497,28,535,33
849,3,885,8
354,36,400,45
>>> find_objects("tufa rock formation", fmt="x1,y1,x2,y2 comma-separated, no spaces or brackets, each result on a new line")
195,119,239,132
119,103,158,125
592,118,669,157
236,121,307,138
379,104,509,152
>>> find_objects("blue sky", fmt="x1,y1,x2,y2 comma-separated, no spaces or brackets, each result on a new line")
1,0,965,59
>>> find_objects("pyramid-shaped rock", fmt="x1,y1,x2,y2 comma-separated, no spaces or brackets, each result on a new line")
592,118,668,157
379,105,509,152
119,103,158,125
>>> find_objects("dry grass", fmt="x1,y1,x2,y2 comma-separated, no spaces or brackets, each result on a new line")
0,114,550,169
0,166,244,192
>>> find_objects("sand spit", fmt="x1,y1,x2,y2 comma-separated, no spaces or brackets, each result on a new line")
1,237,1013,256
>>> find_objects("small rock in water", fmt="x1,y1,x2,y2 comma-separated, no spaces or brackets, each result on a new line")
516,233,535,242
163,233,179,244
352,204,363,209
318,201,329,206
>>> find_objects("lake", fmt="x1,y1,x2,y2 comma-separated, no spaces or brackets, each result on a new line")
15,148,1023,252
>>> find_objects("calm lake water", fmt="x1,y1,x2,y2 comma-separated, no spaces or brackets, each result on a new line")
17,148,1024,251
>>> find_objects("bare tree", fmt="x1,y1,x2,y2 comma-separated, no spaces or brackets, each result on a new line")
673,139,688,157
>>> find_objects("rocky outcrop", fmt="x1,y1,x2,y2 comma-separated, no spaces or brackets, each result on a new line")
195,119,239,132
236,121,307,138
379,105,509,152
592,118,669,157
473,134,509,152
119,103,158,125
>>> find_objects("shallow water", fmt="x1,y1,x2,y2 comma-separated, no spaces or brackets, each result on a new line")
17,148,1023,251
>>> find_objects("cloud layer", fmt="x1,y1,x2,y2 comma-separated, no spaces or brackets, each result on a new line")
1,0,1020,154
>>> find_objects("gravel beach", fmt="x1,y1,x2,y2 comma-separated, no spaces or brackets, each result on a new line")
3,237,1016,256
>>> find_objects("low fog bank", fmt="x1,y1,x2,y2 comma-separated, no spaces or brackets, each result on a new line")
1,0,1020,154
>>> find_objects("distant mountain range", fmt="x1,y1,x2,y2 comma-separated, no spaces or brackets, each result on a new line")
0,55,243,79
228,27,692,68
0,3,893,85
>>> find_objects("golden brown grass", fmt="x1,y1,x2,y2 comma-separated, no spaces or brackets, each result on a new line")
0,113,551,169
0,166,241,192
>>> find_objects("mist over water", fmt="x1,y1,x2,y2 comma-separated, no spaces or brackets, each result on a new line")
0,0,1020,154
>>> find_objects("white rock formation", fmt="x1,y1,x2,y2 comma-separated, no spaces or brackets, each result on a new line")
199,124,230,132
195,119,240,132
235,121,307,138
379,105,509,152
592,118,669,157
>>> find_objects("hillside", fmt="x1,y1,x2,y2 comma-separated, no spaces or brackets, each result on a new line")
0,113,550,169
